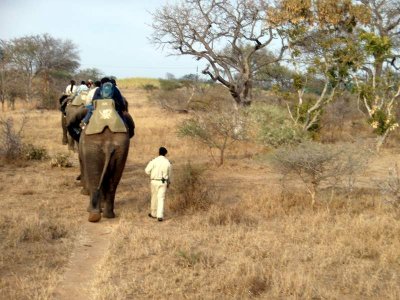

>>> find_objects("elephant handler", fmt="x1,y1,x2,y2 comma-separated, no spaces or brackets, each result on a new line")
145,147,172,222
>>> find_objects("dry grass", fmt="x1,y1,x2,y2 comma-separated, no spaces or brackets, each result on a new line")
1,88,400,299
118,77,161,90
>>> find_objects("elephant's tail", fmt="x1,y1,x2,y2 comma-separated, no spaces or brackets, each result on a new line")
97,143,115,190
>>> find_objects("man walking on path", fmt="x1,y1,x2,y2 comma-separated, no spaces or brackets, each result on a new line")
145,147,172,222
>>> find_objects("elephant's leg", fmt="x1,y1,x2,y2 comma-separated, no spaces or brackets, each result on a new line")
61,114,68,145
88,189,102,222
103,186,116,218
84,143,105,222
68,133,76,151
102,147,127,219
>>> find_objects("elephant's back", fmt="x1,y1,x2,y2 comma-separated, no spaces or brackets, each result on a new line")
80,127,130,151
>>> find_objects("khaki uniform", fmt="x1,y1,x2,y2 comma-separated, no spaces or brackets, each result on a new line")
145,155,172,219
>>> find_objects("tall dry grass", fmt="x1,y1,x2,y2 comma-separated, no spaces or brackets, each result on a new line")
90,191,400,299
1,87,400,299
0,108,84,299
118,77,161,90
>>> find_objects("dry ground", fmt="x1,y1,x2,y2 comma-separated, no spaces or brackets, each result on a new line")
0,88,399,299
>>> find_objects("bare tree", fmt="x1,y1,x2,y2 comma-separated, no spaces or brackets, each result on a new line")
151,0,286,108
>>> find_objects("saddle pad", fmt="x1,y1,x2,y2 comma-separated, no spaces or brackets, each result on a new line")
71,93,86,106
85,99,127,135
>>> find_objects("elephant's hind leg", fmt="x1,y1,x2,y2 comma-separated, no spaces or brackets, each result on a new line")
103,189,116,219
88,190,102,222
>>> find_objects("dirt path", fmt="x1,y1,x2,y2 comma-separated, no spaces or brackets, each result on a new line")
52,219,118,300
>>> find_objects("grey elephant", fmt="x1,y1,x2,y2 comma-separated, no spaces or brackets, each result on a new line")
59,94,77,150
79,99,131,222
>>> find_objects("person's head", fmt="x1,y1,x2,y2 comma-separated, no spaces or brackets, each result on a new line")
159,147,168,156
94,80,101,87
80,80,86,85
70,80,76,85
87,79,93,87
100,82,114,98
100,77,110,85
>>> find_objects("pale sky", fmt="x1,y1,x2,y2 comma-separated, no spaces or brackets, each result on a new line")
0,0,206,79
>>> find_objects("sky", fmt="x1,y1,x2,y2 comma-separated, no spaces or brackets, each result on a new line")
0,0,206,79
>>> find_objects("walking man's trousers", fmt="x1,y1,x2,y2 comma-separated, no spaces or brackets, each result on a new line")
150,181,167,218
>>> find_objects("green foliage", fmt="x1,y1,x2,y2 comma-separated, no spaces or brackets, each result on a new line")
50,153,72,168
292,73,305,90
247,104,308,148
359,31,392,60
23,143,49,161
368,109,397,136
159,79,182,91
142,83,158,92
177,110,246,165
297,101,321,132
178,118,210,143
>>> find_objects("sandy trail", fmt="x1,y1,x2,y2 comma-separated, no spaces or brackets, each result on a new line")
52,219,118,299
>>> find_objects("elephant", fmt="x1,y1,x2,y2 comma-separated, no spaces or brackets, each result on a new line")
59,94,78,151
78,99,131,222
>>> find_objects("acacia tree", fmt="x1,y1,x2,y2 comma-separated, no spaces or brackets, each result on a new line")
0,36,39,102
151,0,287,108
36,34,79,106
1,34,79,107
352,0,400,151
269,0,370,132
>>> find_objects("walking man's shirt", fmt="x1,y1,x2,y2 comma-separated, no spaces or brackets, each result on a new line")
145,153,172,221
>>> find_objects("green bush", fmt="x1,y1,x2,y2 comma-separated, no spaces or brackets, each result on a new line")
23,144,49,161
50,153,72,168
159,79,182,91
247,103,308,148
178,109,247,165
142,83,158,92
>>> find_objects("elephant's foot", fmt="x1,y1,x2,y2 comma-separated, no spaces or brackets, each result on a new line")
103,210,115,218
80,187,90,195
88,212,101,222
87,206,102,213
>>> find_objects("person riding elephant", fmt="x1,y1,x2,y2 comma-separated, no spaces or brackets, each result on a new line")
79,93,131,222
59,80,78,149
79,77,135,138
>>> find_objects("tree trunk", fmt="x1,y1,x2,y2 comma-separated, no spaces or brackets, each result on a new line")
376,130,390,153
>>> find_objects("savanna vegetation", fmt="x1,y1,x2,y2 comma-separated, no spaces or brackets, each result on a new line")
1,0,400,299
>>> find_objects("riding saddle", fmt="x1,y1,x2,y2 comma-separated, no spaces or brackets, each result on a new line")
85,99,127,135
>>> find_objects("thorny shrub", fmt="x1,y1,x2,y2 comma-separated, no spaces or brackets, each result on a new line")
50,153,73,168
272,141,369,205
377,163,400,208
23,143,49,161
0,116,26,160
178,108,247,165
168,162,212,213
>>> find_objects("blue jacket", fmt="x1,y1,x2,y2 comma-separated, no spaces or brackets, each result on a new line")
93,85,126,113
